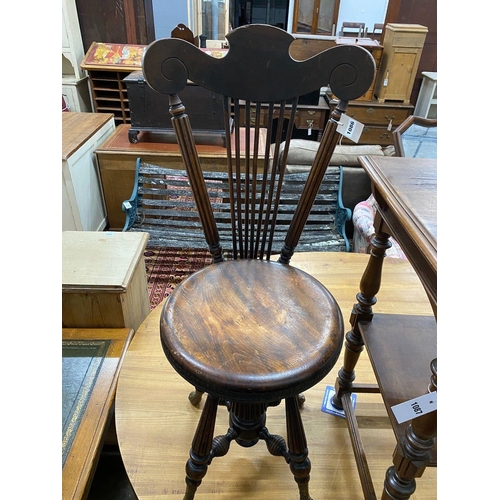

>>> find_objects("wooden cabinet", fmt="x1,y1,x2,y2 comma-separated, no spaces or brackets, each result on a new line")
62,112,115,231
374,24,428,103
327,97,413,145
62,231,150,332
81,42,146,125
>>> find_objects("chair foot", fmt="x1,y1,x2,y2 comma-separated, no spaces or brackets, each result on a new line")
298,393,306,408
189,388,203,406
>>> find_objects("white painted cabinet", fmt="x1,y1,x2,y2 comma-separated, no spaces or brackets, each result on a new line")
62,113,115,231
62,0,92,111
414,71,437,119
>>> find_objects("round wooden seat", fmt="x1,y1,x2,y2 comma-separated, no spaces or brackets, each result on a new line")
160,259,344,403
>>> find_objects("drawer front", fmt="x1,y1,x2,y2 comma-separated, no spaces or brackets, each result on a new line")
346,105,410,127
243,108,327,131
246,110,269,127
392,32,426,48
295,109,326,130
343,125,395,146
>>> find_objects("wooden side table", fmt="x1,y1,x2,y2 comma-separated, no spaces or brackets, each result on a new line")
334,155,437,499
62,231,150,331
62,327,134,500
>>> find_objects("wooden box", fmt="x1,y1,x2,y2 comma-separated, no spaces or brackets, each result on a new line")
374,24,428,103
124,70,227,145
62,231,150,331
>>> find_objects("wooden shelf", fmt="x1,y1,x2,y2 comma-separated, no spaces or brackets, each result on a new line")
359,313,437,466
81,43,144,124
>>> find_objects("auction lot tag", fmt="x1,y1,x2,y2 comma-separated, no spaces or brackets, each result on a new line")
391,391,437,424
336,114,364,143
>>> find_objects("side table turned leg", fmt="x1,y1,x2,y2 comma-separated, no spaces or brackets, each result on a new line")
382,359,437,500
333,229,392,408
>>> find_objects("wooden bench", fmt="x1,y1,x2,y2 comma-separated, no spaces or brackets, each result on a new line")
122,158,348,253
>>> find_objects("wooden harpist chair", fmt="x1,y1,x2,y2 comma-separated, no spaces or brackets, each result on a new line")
142,24,375,500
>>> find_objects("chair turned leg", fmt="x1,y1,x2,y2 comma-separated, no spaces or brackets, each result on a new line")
183,394,219,500
286,395,313,500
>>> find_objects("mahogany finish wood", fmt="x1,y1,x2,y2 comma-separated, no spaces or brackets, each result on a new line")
333,155,437,499
140,24,376,500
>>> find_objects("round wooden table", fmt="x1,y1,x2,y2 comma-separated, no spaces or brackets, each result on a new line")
115,252,437,499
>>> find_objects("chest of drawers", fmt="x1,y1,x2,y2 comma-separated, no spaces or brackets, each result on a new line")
327,97,414,146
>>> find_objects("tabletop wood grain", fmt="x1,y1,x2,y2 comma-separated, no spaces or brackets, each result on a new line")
115,252,436,499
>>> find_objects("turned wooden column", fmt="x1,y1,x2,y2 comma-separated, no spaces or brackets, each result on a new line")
333,213,392,408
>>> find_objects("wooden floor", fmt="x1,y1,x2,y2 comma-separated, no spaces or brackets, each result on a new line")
115,252,437,499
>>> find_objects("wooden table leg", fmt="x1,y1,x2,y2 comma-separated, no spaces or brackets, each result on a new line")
382,359,437,500
333,217,392,408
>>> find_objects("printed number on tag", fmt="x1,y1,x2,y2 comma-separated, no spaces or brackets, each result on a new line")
391,391,437,424
336,113,364,144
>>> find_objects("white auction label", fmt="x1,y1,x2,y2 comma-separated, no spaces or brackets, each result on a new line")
391,391,437,424
336,113,364,143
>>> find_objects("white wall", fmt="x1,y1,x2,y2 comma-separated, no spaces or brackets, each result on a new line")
337,0,388,35
152,0,190,39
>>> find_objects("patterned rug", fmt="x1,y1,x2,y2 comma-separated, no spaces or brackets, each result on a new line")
144,247,214,310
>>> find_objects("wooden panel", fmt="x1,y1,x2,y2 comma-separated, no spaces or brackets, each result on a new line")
75,0,154,52
384,50,419,100
359,314,437,465
388,0,437,103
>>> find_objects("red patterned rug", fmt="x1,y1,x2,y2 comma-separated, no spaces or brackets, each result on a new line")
144,247,213,310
